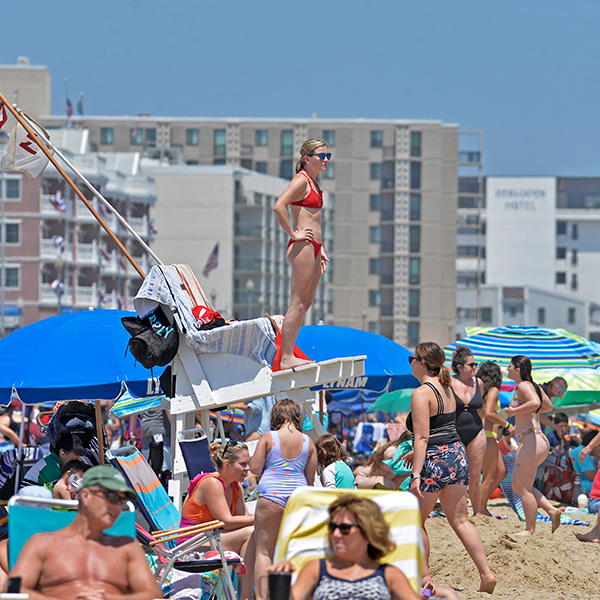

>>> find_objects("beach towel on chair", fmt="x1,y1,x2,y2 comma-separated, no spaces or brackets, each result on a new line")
273,487,423,594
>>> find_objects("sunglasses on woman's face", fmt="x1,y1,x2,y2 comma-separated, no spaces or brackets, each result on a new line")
308,152,332,160
327,521,360,535
408,355,420,364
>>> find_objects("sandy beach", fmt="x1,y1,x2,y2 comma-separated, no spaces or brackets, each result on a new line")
426,497,600,600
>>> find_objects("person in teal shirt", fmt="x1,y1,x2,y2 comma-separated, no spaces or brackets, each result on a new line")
23,434,84,487
315,434,355,489
570,430,600,497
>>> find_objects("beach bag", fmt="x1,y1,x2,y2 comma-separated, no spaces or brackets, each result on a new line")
121,306,179,369
541,441,576,505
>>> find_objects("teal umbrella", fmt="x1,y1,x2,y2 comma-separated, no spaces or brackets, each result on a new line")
368,388,413,413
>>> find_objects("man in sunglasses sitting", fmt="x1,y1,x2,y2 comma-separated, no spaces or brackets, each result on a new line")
8,466,161,600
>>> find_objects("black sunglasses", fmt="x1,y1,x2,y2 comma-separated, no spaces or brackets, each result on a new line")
408,355,421,364
90,489,129,510
327,521,360,535
223,439,241,454
465,362,477,368
308,152,332,160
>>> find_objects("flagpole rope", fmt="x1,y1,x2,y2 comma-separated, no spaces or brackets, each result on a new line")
0,92,146,279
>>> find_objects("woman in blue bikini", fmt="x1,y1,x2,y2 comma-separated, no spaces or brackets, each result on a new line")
250,399,317,600
505,355,561,536
273,139,330,370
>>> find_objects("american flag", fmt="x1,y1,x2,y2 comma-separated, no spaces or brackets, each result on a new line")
202,243,219,277
50,191,66,212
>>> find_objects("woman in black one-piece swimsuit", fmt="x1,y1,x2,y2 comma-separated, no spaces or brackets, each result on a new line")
451,346,486,516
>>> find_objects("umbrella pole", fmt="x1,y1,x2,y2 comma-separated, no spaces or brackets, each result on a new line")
14,401,26,495
95,401,105,465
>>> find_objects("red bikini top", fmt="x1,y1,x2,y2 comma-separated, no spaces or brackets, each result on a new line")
290,170,323,209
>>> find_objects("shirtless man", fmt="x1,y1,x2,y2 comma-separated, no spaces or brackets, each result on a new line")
8,465,161,600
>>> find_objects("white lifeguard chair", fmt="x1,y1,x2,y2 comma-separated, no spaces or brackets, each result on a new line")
134,265,365,510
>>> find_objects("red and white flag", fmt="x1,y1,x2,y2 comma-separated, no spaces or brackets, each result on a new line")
1,120,53,179
0,105,7,131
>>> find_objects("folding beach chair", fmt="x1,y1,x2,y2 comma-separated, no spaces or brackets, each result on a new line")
7,495,136,570
108,445,240,599
177,428,215,479
273,487,424,594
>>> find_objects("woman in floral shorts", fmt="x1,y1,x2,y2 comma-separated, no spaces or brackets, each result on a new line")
405,342,495,596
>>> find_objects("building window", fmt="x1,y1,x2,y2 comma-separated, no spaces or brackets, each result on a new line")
409,289,420,317
571,274,578,290
370,131,383,148
369,258,381,274
568,307,576,324
322,130,335,147
1,223,20,244
556,221,567,235
572,249,578,265
255,161,267,174
322,162,334,179
255,130,268,146
370,163,383,180
145,129,156,146
409,257,420,285
537,307,546,324
410,131,422,157
130,127,143,145
481,307,492,323
410,193,421,221
369,290,382,306
368,321,381,335
6,179,20,200
556,272,566,284
214,129,226,155
407,322,419,347
572,223,579,240
100,128,113,145
556,247,566,260
410,162,421,189
281,130,294,156
409,226,420,253
279,160,293,179
186,129,199,146
369,226,382,243
3,266,19,289
370,194,382,211
213,158,226,165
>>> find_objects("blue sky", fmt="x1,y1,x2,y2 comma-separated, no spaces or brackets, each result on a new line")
2,1,599,176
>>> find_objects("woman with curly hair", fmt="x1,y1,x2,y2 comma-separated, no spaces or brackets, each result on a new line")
477,361,515,516
315,434,355,489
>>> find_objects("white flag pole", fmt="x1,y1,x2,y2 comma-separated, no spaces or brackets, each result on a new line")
0,92,147,279
24,117,162,266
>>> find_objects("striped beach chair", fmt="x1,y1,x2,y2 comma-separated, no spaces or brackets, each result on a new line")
273,487,424,594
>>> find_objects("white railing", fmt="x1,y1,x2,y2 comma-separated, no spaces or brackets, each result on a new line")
75,283,98,306
39,284,73,305
40,194,74,219
129,216,149,238
40,239,74,261
75,240,98,264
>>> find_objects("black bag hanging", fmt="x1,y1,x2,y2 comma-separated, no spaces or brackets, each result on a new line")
121,305,179,369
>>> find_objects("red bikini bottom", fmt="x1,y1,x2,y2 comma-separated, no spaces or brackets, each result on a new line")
287,238,323,259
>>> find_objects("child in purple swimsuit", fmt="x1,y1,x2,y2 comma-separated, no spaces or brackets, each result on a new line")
250,399,317,600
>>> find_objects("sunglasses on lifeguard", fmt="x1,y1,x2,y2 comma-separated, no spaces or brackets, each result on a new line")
90,489,129,510
327,521,360,535
308,152,332,160
408,355,421,364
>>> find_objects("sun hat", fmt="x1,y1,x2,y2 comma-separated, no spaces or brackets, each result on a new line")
79,466,137,500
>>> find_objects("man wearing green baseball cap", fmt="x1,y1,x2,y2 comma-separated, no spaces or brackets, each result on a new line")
8,465,161,600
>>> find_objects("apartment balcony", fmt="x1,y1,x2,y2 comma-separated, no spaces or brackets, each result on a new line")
40,238,74,261
126,255,150,276
75,240,99,265
234,223,262,239
76,198,100,222
100,250,119,275
40,283,73,305
129,216,149,238
75,283,98,306
40,194,74,219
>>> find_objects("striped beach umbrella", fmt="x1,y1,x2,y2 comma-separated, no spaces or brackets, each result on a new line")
445,326,600,408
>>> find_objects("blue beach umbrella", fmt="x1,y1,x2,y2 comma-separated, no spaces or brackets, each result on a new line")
0,308,166,405
296,324,419,393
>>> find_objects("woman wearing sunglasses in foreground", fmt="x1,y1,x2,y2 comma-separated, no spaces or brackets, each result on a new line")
269,494,458,600
406,342,496,594
179,440,255,600
504,355,561,535
273,139,330,370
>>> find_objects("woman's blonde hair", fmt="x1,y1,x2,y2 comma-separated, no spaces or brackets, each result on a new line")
295,138,328,174
415,341,451,387
208,440,247,470
270,398,302,431
328,495,395,560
